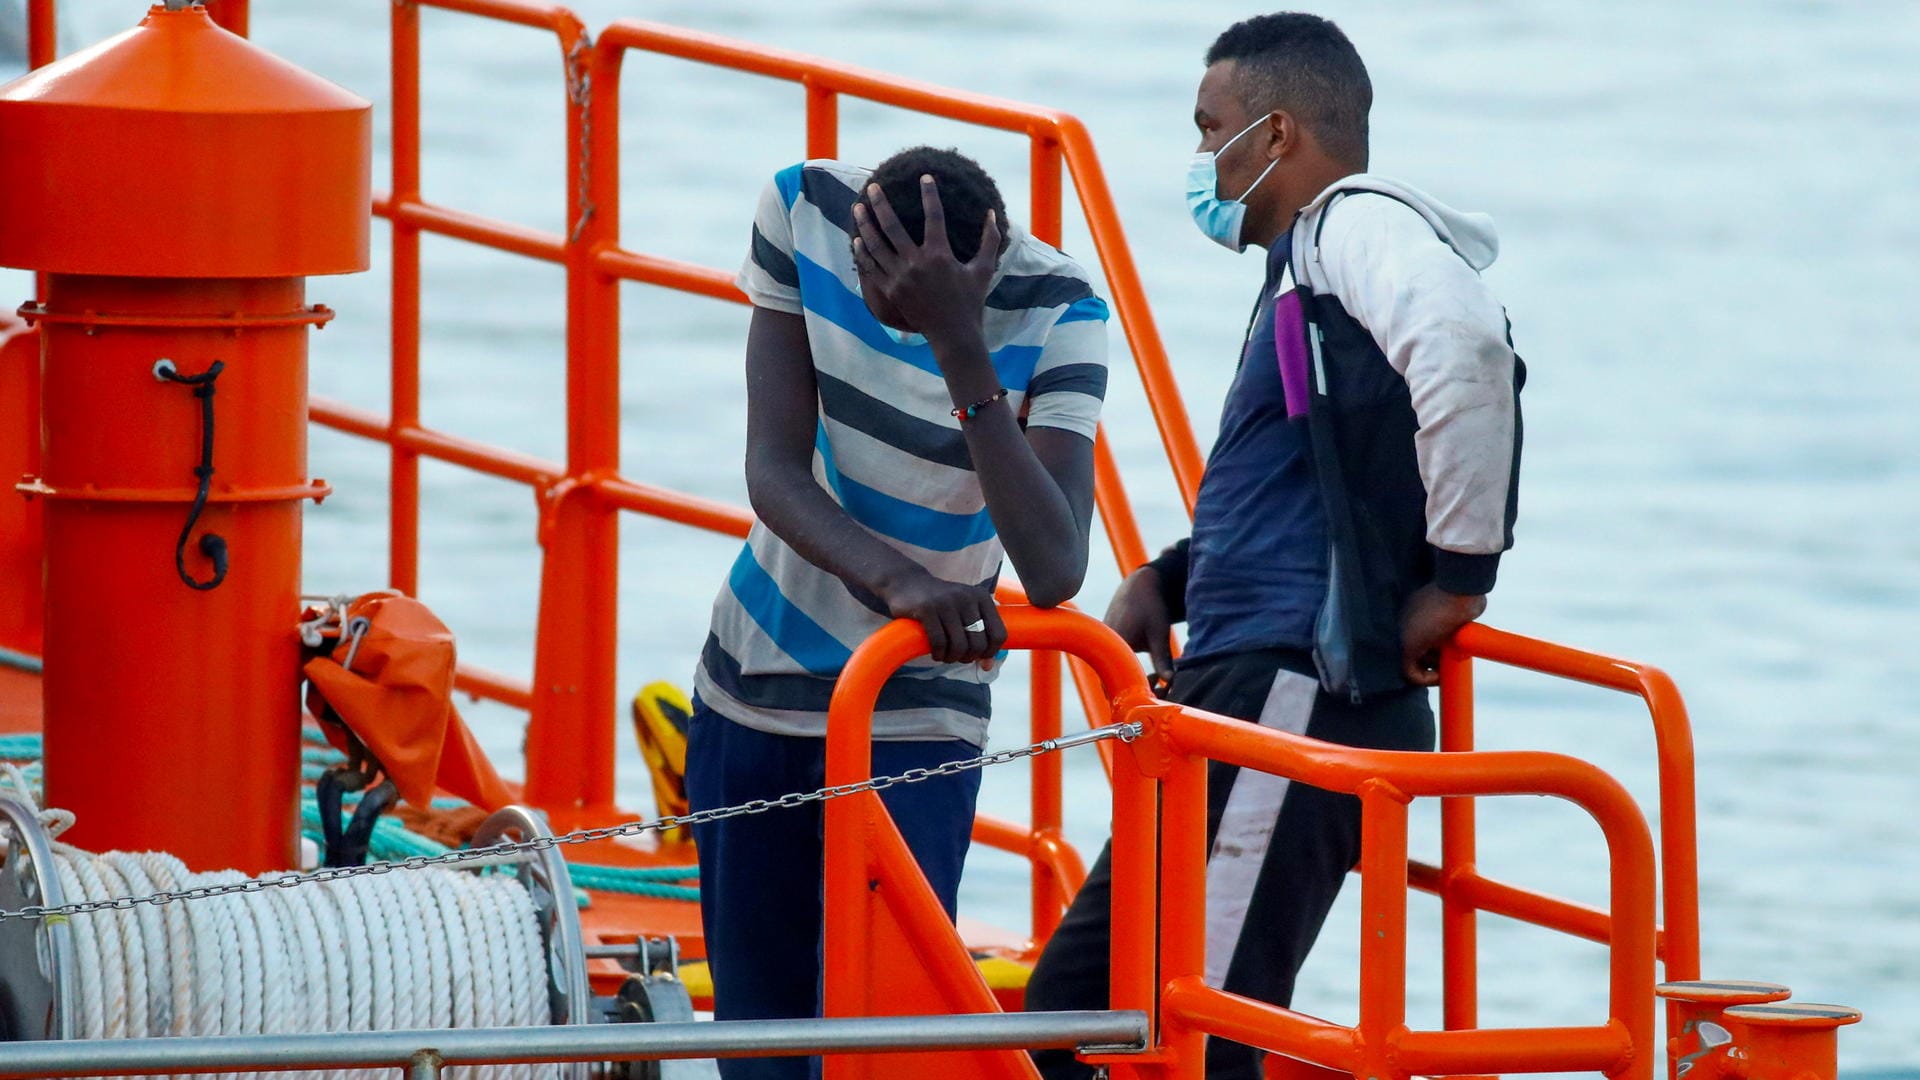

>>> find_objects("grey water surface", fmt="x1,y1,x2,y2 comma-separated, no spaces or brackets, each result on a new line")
7,0,1917,1069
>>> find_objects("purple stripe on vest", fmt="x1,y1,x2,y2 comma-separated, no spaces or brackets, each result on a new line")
1273,290,1310,419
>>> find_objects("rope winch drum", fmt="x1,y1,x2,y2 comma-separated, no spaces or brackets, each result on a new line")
0,797,590,1073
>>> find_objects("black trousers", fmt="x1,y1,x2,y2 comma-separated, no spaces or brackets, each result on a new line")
1025,648,1434,1080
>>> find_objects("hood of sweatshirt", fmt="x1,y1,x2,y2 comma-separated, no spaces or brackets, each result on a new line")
1298,173,1500,271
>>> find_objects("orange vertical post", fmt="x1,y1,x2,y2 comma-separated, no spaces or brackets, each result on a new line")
528,16,617,822
1108,733,1159,1021
1437,647,1484,1042
388,0,423,596
1642,666,1704,981
23,0,54,308
25,0,54,68
0,5,369,872
1156,747,1210,1075
1356,781,1412,1080
805,79,838,159
1029,648,1065,944
1029,134,1063,247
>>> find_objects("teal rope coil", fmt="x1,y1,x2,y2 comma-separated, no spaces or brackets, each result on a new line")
1,733,700,902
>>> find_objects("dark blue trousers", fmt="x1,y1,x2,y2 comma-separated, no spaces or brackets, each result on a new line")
685,703,983,1080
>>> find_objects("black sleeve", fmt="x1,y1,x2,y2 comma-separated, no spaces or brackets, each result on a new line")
1143,537,1192,624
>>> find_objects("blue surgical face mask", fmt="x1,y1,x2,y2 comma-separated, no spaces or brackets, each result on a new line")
1186,114,1281,252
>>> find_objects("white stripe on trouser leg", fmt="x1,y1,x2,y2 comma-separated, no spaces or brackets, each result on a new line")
1203,669,1318,989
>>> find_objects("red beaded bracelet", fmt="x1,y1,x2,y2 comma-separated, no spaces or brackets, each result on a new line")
951,387,1009,421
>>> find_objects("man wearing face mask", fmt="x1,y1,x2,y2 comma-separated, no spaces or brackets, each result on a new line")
1025,13,1523,1079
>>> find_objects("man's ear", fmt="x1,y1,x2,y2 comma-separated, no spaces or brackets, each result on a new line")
1266,109,1300,161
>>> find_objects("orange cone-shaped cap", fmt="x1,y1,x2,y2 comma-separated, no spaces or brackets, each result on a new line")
305,594,515,812
0,4,370,277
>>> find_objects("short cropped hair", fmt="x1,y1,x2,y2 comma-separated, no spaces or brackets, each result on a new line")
1206,13,1371,168
869,146,1008,263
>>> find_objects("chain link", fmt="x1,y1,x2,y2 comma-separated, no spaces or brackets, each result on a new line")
0,722,1140,923
565,34,596,243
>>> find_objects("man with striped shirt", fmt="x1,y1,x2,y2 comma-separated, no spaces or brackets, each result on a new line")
686,146,1109,1078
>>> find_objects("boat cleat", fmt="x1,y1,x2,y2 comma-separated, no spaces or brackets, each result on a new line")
1657,981,1792,1080
1656,982,1862,1080
1719,1002,1862,1080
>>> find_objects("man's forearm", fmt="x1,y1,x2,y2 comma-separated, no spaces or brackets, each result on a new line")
748,461,925,600
930,328,1087,605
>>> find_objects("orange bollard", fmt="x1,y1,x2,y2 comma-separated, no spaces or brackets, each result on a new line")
0,4,368,872
1720,1003,1861,1080
1657,980,1792,1080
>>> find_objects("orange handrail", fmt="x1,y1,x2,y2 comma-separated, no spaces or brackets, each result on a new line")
822,609,1658,1080
1437,623,1702,1042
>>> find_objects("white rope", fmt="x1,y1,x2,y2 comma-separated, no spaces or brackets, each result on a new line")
28,829,561,1080
105,852,170,1037
0,775,563,1080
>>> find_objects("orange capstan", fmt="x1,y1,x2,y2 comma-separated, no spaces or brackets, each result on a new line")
1,3,371,872
305,593,514,811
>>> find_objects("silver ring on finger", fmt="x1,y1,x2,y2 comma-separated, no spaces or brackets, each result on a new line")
963,618,987,633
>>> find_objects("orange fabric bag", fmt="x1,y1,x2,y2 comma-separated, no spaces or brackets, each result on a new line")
303,592,514,811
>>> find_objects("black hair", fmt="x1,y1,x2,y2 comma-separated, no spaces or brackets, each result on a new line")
1206,13,1371,169
868,146,1008,263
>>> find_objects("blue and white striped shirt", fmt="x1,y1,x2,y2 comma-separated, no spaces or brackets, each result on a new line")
694,160,1110,745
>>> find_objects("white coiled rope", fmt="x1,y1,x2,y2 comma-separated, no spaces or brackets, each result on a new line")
3,769,560,1080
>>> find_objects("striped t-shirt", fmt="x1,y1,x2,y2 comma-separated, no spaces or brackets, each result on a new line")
694,160,1111,746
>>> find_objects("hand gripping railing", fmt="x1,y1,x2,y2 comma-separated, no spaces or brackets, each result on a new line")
822,608,1658,1080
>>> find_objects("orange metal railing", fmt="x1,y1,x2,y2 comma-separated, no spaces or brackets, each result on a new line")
822,608,1659,1080
1433,624,1702,1041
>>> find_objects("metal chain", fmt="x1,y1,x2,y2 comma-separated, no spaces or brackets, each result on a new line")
565,34,596,243
0,722,1140,923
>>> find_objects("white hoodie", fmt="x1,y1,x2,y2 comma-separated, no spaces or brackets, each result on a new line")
1289,174,1519,562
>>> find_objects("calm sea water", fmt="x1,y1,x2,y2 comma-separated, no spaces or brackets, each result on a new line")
8,0,1918,1069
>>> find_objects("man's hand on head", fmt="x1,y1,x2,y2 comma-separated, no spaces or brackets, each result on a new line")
852,176,1001,348
1399,582,1487,687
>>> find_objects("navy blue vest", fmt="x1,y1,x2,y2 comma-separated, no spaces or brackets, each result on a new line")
1183,236,1330,662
